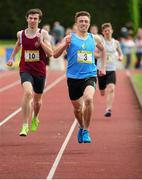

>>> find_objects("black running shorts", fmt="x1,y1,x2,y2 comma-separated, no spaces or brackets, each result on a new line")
20,72,46,94
97,71,116,90
67,77,97,100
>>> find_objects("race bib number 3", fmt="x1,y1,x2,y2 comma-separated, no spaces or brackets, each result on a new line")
25,50,40,62
77,50,93,64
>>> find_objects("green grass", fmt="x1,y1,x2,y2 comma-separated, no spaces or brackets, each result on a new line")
132,73,142,96
0,40,16,47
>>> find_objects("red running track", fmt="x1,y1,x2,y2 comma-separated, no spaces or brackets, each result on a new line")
0,70,142,179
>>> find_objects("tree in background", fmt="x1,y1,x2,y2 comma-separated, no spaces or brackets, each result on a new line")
0,0,142,39
129,0,141,33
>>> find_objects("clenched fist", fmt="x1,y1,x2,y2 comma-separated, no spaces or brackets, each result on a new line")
7,59,14,67
65,35,71,46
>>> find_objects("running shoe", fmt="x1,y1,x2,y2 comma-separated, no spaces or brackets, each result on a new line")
31,117,39,132
77,128,83,143
82,129,91,143
19,124,29,136
104,109,112,117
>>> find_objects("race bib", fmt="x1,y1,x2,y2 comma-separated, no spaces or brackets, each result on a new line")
25,50,40,62
77,50,93,64
106,53,113,63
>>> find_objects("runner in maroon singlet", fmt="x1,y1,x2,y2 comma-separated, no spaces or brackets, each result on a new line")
7,8,53,136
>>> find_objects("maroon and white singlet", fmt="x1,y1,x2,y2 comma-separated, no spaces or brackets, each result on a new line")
19,29,47,77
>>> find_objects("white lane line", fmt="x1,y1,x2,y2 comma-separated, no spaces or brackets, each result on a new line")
0,80,20,93
46,119,77,179
0,108,21,127
0,72,66,93
44,74,65,92
0,74,65,127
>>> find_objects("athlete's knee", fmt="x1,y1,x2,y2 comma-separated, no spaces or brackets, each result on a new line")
84,96,93,106
24,90,33,100
73,104,82,114
74,107,81,113
34,99,42,107
107,85,115,94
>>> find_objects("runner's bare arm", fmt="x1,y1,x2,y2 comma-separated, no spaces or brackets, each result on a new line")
94,35,106,75
40,30,53,57
53,35,71,58
94,48,101,59
116,40,123,61
7,31,21,66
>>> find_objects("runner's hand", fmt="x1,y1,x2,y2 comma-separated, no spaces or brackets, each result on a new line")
99,68,106,76
118,55,123,61
7,59,14,67
65,35,71,46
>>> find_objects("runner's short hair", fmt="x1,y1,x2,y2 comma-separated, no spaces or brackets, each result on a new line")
101,23,112,31
25,8,43,20
75,11,91,22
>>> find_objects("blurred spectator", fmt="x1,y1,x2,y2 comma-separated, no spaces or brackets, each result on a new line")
134,28,142,69
122,30,135,69
120,27,128,38
65,27,72,35
42,24,55,71
42,24,55,46
52,21,65,44
42,24,50,33
72,23,77,33
90,24,98,35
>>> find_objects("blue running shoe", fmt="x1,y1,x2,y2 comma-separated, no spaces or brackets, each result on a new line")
82,129,91,143
77,128,83,143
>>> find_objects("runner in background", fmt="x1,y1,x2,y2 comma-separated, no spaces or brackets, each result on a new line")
97,22,123,117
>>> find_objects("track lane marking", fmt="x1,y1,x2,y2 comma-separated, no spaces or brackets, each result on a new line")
0,108,21,126
0,74,65,126
1,72,77,179
0,80,20,93
46,119,77,179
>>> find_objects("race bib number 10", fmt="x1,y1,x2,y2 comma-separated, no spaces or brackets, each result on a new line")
25,50,40,62
77,50,93,64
